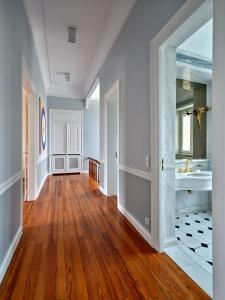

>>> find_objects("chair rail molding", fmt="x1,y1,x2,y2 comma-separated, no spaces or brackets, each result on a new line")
119,164,152,181
0,172,22,197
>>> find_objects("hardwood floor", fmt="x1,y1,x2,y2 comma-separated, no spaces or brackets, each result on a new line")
0,174,210,299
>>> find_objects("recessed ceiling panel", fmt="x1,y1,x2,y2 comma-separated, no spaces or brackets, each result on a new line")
24,0,136,98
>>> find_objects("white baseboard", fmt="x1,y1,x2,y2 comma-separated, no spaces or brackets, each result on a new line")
164,237,178,248
35,173,49,199
99,185,107,195
0,227,22,284
118,204,152,246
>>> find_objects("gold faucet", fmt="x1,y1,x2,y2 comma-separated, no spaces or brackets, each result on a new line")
185,159,192,173
178,159,193,173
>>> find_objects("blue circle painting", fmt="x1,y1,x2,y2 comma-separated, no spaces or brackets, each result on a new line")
41,107,46,151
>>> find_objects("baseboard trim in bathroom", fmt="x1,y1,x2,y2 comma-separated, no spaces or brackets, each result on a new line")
164,237,178,248
176,206,208,215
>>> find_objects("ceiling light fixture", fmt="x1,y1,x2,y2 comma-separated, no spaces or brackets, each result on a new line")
68,26,76,43
54,71,71,82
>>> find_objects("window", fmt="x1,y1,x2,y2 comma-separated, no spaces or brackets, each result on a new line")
176,105,193,155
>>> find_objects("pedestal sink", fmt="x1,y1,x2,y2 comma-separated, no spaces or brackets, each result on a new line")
175,170,212,191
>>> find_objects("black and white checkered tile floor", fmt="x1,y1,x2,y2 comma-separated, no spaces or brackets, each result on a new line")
175,211,212,266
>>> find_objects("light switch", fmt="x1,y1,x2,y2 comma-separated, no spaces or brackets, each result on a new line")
145,217,150,226
145,155,150,168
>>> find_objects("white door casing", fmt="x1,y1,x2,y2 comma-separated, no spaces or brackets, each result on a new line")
27,92,36,200
149,0,225,297
150,0,212,253
104,80,120,197
21,55,37,201
212,0,225,298
107,89,118,196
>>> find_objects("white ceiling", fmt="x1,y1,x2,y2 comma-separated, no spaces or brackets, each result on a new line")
178,19,213,60
23,0,136,99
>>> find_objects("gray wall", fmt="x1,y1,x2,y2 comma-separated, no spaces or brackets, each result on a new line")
97,0,186,230
119,171,151,231
0,182,21,268
0,0,47,267
47,96,100,171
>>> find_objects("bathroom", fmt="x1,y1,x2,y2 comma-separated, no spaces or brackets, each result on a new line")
165,19,213,296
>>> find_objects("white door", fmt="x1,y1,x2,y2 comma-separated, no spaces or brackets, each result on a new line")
51,122,67,154
107,86,119,196
212,1,225,298
67,122,81,154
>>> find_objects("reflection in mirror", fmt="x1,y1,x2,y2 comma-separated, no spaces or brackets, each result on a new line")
176,79,208,159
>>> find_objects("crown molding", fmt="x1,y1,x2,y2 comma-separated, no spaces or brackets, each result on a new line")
84,0,137,96
23,0,50,92
24,0,136,99
47,85,84,100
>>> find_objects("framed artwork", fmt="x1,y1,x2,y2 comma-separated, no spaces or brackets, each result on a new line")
39,97,47,154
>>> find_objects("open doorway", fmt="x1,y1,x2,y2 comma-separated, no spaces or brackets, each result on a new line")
85,80,101,181
22,88,29,201
21,58,36,202
166,19,213,296
150,1,213,297
104,80,119,197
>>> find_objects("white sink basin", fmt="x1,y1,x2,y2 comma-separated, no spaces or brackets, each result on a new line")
187,171,212,177
175,171,212,191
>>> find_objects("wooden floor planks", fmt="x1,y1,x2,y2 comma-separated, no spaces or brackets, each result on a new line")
0,174,210,299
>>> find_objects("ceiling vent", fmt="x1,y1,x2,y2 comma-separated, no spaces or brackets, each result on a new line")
68,26,76,43
54,71,71,82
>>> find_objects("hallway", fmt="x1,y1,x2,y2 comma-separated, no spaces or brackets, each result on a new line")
0,175,209,299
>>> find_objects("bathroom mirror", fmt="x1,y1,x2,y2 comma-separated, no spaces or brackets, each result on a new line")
176,78,211,159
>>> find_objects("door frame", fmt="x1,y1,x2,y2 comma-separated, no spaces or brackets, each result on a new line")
150,0,212,253
212,1,225,298
21,56,37,201
103,79,120,197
